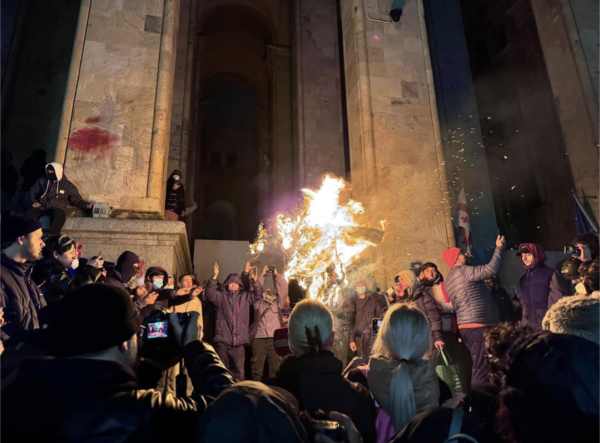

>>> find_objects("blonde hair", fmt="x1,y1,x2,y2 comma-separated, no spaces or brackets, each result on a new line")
371,304,431,431
288,299,334,356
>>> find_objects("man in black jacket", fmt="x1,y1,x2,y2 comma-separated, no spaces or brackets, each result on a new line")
2,284,235,443
1,216,47,345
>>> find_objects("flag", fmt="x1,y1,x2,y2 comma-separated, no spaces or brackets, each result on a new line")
455,188,472,254
573,190,598,235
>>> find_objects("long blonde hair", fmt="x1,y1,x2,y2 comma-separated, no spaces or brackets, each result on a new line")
371,304,431,431
288,299,334,356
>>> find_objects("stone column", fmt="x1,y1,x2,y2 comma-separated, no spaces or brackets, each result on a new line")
257,106,272,220
61,0,180,217
266,44,294,213
340,0,455,284
531,0,599,218
292,0,346,188
424,0,498,263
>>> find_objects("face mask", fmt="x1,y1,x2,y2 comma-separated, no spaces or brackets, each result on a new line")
356,287,366,295
152,279,164,289
173,175,181,182
575,282,588,295
125,274,138,290
70,258,79,270
164,285,174,290
263,292,277,303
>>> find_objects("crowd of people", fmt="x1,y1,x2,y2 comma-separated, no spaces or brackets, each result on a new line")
1,209,598,443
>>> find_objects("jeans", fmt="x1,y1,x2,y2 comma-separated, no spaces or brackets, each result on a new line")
25,207,66,236
214,343,246,381
459,326,492,388
251,338,281,381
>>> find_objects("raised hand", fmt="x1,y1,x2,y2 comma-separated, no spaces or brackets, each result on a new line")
213,262,219,279
496,235,506,248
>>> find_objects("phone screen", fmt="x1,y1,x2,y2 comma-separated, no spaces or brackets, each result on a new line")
147,321,168,339
372,318,383,336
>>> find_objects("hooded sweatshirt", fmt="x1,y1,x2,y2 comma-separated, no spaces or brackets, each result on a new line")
165,169,186,216
29,163,90,211
518,243,564,329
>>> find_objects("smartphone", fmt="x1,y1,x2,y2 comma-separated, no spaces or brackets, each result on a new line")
564,245,582,256
372,318,383,336
147,320,169,339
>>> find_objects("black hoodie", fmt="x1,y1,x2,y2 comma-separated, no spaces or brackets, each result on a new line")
165,170,186,216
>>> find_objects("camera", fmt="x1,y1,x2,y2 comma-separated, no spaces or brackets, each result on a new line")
300,410,345,442
268,265,276,273
564,246,582,256
139,310,191,360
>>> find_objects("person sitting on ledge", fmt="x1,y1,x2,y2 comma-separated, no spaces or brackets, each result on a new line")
25,162,92,236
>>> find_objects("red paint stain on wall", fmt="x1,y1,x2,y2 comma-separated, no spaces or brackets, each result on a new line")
68,118,120,161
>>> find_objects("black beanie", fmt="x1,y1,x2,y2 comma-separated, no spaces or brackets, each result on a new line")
1,215,43,245
48,284,141,356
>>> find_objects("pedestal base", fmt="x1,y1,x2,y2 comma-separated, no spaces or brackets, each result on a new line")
63,217,192,276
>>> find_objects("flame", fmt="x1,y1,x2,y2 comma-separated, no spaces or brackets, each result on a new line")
249,223,268,258
276,175,385,305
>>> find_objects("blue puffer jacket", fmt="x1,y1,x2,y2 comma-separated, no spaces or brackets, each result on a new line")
445,247,505,325
205,273,264,346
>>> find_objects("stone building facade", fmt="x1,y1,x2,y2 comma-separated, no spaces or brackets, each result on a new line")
2,0,597,280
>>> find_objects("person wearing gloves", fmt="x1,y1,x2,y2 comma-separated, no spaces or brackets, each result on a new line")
205,262,264,380
164,169,186,221
25,162,92,236
442,236,506,388
32,234,102,305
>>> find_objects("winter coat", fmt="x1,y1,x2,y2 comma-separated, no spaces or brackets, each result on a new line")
29,163,89,211
273,350,377,443
518,243,564,329
205,273,264,346
165,170,186,216
348,357,439,437
138,266,194,319
429,283,454,332
331,291,357,341
2,341,236,443
253,273,288,339
0,254,47,344
351,290,388,340
32,257,101,304
445,247,504,325
402,286,444,343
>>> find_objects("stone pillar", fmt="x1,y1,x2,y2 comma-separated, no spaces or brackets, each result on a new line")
187,101,208,244
424,0,498,263
257,106,272,220
60,0,180,217
266,45,294,213
531,0,599,218
292,0,346,188
340,0,455,284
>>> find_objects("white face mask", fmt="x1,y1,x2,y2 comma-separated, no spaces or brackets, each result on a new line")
576,282,588,295
152,279,164,289
70,258,79,270
173,175,181,181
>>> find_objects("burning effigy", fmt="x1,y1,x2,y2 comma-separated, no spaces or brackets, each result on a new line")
251,175,386,306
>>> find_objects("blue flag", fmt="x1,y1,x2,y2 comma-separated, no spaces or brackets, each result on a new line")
573,191,598,235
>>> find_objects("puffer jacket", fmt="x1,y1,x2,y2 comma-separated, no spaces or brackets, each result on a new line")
29,162,89,211
404,286,444,343
518,243,564,329
205,273,264,346
2,340,235,443
32,257,102,304
444,246,505,325
1,253,47,344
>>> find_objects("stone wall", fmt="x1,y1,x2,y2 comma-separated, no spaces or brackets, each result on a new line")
340,0,454,285
293,0,346,188
58,0,180,216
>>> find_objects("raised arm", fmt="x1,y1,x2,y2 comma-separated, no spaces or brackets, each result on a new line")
246,275,264,304
205,263,224,305
273,270,288,310
463,238,506,282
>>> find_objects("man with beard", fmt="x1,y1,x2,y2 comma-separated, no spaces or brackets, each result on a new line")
443,236,506,388
1,215,46,345
205,262,264,380
2,284,235,443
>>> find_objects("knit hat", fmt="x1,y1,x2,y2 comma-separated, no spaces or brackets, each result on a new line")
442,248,461,268
48,283,141,356
394,269,418,294
1,215,43,246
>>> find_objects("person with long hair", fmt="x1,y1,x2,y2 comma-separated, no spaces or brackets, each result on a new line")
347,304,439,442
